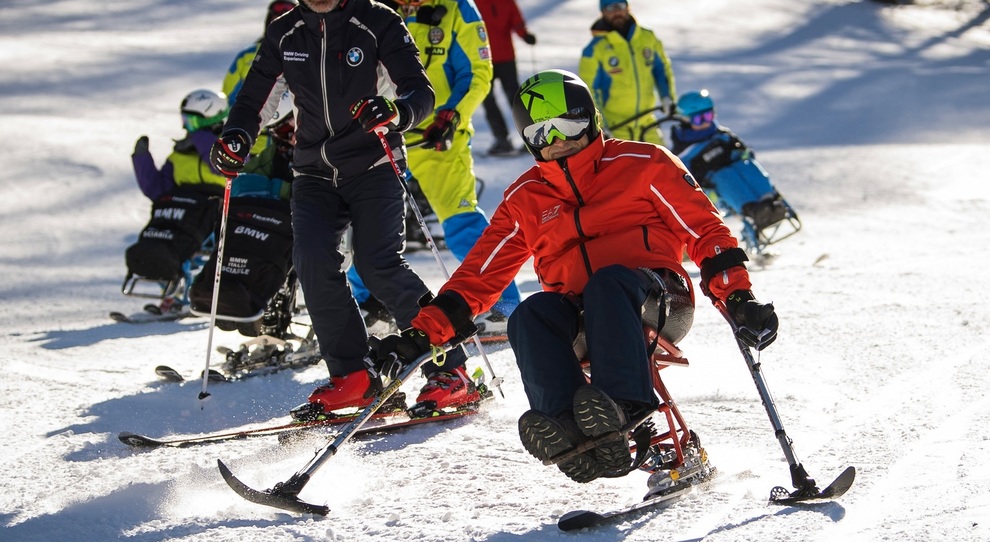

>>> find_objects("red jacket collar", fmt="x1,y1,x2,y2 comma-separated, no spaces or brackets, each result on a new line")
535,134,605,191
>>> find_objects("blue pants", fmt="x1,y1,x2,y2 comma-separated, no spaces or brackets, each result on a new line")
507,265,667,416
291,168,431,377
707,159,775,215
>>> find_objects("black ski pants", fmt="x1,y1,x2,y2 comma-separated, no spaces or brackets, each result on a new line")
291,167,429,377
507,265,691,417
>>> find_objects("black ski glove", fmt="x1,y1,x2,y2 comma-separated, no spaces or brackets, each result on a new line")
210,130,251,176
133,135,149,156
726,290,778,350
368,328,431,379
523,33,537,45
350,95,406,133
422,109,460,151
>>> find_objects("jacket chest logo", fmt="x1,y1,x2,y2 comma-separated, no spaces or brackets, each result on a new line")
607,56,622,74
541,204,562,224
642,48,654,62
346,47,364,67
428,27,445,45
283,51,309,62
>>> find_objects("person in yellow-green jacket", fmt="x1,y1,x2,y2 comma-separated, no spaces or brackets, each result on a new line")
578,0,676,144
125,88,230,315
221,0,298,156
131,89,229,200
358,0,522,339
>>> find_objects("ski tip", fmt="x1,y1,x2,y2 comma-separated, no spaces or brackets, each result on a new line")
118,431,163,448
154,365,185,383
770,465,857,504
217,460,330,516
558,510,603,531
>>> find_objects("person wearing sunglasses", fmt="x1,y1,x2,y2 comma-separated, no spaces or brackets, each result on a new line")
578,0,676,144
670,90,793,237
367,70,778,485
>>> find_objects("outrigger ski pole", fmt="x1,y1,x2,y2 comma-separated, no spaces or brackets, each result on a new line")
711,296,856,504
218,348,448,515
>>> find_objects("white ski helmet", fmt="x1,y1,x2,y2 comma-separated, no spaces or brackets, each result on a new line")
180,89,228,131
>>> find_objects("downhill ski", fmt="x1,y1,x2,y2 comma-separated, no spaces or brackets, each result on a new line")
117,406,481,449
110,309,191,324
558,480,697,531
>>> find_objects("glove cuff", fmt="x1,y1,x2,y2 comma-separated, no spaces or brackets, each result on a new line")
403,328,432,352
221,128,253,150
436,109,460,128
393,100,413,132
725,289,755,320
429,291,478,344
699,247,748,294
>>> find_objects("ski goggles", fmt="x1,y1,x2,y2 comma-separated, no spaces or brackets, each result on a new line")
603,2,628,12
522,111,593,149
181,112,208,132
690,110,715,126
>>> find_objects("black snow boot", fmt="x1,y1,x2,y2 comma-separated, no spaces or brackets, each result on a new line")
572,385,635,476
518,410,605,483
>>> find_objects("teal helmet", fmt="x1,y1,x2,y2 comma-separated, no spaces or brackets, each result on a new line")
677,89,715,117
512,69,601,160
180,89,228,132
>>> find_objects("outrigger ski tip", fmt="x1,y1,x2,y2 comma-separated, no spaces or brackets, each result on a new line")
769,465,856,505
218,459,329,516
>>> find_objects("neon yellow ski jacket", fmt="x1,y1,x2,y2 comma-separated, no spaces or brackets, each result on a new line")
403,0,493,135
578,18,675,143
401,0,493,220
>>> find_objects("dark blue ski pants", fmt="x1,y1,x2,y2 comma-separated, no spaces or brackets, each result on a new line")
507,265,687,416
291,167,429,377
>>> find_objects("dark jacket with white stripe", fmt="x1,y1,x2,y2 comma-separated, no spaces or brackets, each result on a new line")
224,0,435,183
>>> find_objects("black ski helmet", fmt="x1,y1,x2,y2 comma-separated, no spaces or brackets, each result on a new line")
512,69,601,160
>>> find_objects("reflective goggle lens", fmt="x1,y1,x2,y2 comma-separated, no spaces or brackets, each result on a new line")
603,2,628,12
690,110,715,126
522,114,592,149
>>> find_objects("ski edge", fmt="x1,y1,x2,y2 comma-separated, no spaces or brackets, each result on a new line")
109,310,190,324
557,482,693,531
117,407,482,449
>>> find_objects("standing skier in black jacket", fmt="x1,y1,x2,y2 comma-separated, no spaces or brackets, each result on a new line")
211,0,456,415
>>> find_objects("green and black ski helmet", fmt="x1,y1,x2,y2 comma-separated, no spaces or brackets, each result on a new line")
512,69,601,160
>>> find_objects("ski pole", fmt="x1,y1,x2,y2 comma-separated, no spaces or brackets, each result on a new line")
373,127,505,398
710,297,819,494
218,347,450,515
197,175,234,401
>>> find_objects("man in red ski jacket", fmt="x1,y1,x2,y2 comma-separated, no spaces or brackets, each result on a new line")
476,0,536,155
370,70,778,484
